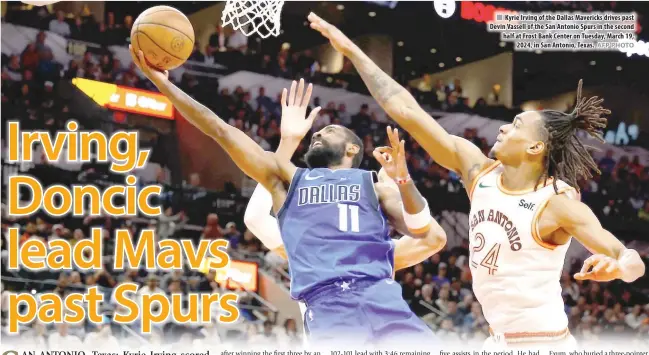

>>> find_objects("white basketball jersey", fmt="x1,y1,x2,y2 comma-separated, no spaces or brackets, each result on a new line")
468,161,577,334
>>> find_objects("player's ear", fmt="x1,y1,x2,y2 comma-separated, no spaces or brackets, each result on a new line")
346,143,360,157
527,140,545,156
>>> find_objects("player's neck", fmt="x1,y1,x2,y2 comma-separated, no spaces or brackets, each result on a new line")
326,163,350,170
501,161,546,191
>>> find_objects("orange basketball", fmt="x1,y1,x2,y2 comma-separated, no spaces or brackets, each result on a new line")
131,6,195,71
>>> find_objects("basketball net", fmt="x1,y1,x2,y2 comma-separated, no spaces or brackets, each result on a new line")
221,0,285,39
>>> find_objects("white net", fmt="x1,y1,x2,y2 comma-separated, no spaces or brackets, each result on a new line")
221,0,285,39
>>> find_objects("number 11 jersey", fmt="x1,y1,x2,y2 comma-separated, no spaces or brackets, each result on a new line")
277,167,394,300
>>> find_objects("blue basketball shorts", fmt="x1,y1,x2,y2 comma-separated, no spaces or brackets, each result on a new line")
300,278,437,348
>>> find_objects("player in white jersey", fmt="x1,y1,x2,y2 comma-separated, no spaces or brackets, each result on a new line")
467,162,579,347
308,13,646,348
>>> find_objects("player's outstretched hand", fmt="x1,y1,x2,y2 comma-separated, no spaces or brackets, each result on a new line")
280,78,321,141
373,126,410,182
308,12,356,56
574,254,623,282
129,45,169,85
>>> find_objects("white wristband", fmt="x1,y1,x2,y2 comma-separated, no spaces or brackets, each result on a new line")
401,201,432,233
619,248,643,283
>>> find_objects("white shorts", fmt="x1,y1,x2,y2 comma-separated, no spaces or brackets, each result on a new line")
483,331,577,350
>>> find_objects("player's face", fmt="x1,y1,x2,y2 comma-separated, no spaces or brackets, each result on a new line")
305,125,348,168
490,111,545,164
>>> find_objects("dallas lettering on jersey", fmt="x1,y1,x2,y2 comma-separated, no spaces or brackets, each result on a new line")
470,209,522,251
298,184,361,206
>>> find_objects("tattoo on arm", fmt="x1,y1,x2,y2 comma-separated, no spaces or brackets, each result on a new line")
465,163,483,183
356,59,405,104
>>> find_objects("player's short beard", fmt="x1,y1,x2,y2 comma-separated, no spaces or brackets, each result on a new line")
304,142,345,169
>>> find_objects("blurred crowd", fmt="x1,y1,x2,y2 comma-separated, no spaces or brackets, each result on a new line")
0,201,300,347
394,243,649,345
1,8,649,349
6,4,133,46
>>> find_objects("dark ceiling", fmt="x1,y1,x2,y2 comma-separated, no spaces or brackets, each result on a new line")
267,1,649,101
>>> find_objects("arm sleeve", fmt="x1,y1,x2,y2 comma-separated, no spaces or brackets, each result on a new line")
243,183,284,250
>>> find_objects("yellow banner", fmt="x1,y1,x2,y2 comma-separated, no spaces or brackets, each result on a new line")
72,78,174,120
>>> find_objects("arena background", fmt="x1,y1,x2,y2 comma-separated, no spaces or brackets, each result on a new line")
1,0,648,349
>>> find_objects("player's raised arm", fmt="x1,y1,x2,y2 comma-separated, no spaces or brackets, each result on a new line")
130,46,278,187
374,127,440,241
545,194,645,283
375,168,446,270
130,47,315,189
308,13,491,183
244,85,321,258
275,79,322,177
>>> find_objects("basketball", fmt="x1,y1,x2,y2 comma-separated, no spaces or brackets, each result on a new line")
131,6,195,71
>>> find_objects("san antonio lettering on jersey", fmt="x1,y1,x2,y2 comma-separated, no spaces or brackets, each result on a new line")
297,184,361,206
469,208,522,251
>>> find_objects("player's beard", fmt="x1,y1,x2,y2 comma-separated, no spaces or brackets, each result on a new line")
304,142,345,169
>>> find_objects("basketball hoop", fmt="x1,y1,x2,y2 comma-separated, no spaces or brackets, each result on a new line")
221,0,285,39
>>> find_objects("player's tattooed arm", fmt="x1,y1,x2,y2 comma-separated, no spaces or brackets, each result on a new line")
129,46,281,190
307,13,402,104
462,158,493,185
544,194,645,283
308,12,490,177
465,163,483,181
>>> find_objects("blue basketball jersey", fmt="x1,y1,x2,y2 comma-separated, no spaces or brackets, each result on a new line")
277,168,395,300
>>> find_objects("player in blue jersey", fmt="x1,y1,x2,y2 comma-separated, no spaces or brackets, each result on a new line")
244,166,447,344
243,124,447,345
131,46,443,346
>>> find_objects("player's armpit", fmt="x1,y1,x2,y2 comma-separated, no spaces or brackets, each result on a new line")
394,227,447,271
272,153,298,186
452,136,495,190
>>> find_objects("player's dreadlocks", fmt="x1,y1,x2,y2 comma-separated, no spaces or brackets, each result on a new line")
537,80,610,193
